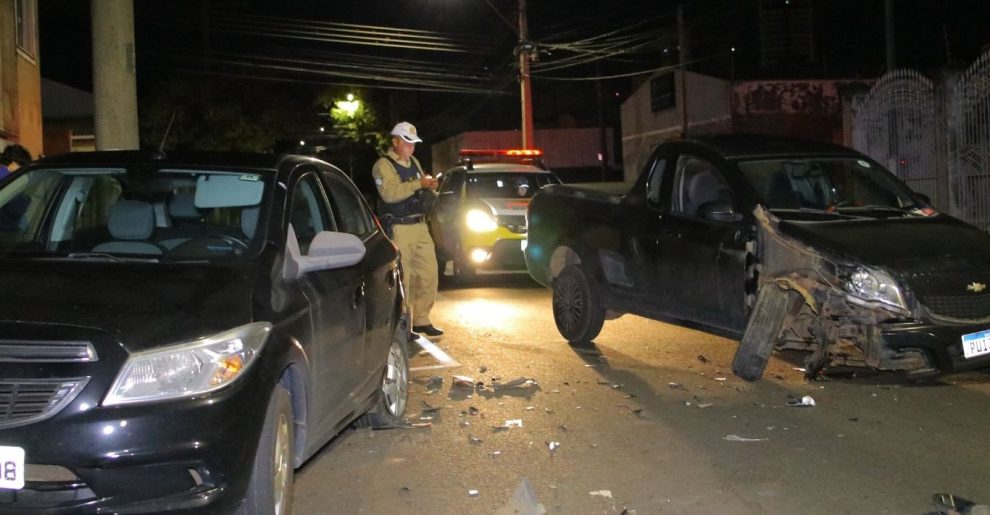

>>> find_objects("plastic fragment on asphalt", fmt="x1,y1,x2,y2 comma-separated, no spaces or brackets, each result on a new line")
420,401,442,412
668,382,687,391
714,377,727,381
547,441,560,454
492,377,538,390
423,376,443,394
723,434,768,442
452,375,475,388
589,490,613,499
468,489,480,498
469,434,483,444
786,395,816,407
504,419,524,428
696,402,713,408
495,477,546,515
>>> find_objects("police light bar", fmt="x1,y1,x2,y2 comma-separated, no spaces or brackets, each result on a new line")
459,149,543,158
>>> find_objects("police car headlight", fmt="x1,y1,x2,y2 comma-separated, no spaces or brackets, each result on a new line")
466,209,498,232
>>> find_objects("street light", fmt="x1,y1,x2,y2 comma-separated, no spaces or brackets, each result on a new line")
334,93,361,118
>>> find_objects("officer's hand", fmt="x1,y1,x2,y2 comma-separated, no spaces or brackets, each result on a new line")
420,176,439,190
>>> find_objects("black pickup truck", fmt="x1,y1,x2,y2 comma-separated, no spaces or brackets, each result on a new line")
525,134,990,380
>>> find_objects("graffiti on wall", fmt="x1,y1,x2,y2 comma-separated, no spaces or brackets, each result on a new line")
734,81,872,116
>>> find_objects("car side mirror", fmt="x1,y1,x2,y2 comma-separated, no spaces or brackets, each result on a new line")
699,201,743,223
283,226,366,280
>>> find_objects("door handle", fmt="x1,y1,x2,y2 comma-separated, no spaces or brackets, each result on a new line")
352,283,365,309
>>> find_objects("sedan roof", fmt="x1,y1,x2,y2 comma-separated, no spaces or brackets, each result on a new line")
32,150,318,173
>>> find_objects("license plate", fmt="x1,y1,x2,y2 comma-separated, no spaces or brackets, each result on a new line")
0,446,24,490
961,329,990,359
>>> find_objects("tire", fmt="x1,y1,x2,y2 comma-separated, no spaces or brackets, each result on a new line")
241,383,294,515
732,283,798,381
552,264,606,344
452,243,476,283
354,330,410,427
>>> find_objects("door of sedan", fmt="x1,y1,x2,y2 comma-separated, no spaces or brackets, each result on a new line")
289,171,368,433
654,153,750,334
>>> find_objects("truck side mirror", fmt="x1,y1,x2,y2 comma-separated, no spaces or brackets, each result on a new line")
699,201,743,223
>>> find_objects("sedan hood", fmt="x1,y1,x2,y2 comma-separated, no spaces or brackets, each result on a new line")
0,259,259,353
778,214,990,267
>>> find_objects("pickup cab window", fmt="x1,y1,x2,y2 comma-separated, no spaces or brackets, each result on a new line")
645,157,668,206
672,154,733,217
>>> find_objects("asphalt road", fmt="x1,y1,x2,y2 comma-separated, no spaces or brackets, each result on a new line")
293,272,990,515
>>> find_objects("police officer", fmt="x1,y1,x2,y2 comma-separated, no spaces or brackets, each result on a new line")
373,122,444,339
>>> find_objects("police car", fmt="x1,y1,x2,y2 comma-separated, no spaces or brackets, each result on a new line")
428,149,562,281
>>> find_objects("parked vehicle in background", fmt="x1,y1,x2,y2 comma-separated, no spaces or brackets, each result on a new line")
0,150,409,514
429,149,562,281
526,134,990,380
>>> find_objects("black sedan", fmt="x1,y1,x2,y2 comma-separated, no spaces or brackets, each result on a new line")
0,150,409,514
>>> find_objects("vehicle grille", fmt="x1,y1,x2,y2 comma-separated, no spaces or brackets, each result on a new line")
0,379,89,429
498,214,527,234
902,266,990,320
917,293,990,320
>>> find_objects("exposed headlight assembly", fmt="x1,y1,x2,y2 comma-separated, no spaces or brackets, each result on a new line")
841,265,908,312
103,322,272,406
465,208,498,233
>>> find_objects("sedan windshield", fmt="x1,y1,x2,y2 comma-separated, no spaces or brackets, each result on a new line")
737,157,919,212
0,167,267,259
466,173,560,199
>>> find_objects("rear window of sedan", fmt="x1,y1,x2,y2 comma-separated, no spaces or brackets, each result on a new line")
0,167,268,259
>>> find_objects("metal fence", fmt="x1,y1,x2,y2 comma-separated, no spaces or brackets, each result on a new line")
852,49,990,230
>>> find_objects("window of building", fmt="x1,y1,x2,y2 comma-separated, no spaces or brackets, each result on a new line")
15,0,39,60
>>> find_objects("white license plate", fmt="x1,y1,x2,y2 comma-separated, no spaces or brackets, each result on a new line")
0,446,24,490
961,329,990,359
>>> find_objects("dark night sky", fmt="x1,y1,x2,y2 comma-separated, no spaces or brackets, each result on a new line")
38,0,990,139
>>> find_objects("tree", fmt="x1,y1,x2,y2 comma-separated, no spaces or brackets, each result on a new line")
140,78,320,152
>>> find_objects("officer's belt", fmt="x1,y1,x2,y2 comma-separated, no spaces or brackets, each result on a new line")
391,214,425,224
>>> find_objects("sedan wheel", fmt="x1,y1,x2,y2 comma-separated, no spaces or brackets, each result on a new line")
381,337,409,417
353,327,409,427
242,383,294,515
552,264,605,344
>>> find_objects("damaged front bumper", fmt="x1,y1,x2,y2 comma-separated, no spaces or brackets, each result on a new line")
869,320,990,375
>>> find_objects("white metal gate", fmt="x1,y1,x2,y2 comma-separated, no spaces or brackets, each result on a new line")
948,51,990,230
852,70,943,207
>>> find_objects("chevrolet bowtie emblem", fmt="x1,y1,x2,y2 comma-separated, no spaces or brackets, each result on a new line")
967,282,987,293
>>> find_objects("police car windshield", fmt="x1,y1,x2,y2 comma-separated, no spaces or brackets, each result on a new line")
466,173,558,199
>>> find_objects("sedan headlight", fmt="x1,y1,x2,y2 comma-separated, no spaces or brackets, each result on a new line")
103,322,272,406
841,265,907,312
465,209,498,232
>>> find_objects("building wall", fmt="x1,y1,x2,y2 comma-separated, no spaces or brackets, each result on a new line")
620,70,732,181
0,0,43,158
730,79,872,144
619,71,872,182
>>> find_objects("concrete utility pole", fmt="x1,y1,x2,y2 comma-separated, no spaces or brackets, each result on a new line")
517,0,535,149
678,4,689,137
92,0,140,150
885,0,896,70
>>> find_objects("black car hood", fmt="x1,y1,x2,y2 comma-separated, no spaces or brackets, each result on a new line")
777,214,990,267
0,259,259,353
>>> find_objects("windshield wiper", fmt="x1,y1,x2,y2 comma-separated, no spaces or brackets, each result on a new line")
65,252,159,263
